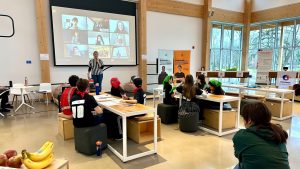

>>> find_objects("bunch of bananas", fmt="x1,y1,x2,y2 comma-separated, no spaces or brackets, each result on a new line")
21,141,54,169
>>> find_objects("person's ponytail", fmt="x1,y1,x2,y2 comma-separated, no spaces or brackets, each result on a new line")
268,123,288,144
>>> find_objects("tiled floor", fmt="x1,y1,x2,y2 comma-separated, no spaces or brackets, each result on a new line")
0,101,299,169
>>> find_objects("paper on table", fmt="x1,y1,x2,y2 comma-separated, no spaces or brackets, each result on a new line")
100,100,121,107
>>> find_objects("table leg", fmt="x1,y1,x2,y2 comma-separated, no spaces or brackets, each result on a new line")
292,92,295,116
122,115,127,162
154,107,158,152
237,98,241,129
219,101,223,136
153,90,156,108
280,93,284,119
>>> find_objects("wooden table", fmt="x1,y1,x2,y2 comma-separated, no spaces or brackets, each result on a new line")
94,94,157,162
196,94,241,137
222,84,295,120
20,159,69,169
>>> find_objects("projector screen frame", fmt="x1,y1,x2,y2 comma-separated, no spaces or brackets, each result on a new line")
49,0,138,67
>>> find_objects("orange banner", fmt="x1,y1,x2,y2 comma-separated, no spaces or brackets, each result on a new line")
173,50,191,76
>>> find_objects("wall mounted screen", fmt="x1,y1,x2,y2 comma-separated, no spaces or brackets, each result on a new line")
50,1,136,66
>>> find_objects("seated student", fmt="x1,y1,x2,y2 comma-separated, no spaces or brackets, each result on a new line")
208,79,225,95
202,79,231,110
122,77,146,104
196,74,209,90
110,77,125,97
71,78,104,128
176,75,206,120
233,101,290,169
59,75,79,119
123,76,136,94
163,75,178,105
0,86,13,112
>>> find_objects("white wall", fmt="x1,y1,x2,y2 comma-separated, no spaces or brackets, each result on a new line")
147,11,202,90
253,0,300,12
0,0,41,85
212,0,244,12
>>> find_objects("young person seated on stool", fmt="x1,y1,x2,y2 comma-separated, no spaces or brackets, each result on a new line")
71,78,104,128
163,75,178,106
59,75,79,119
176,75,207,120
121,77,146,105
233,101,290,169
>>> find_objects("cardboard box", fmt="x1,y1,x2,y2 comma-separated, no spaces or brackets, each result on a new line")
58,117,74,140
225,92,240,108
264,98,292,118
203,109,237,130
127,117,161,144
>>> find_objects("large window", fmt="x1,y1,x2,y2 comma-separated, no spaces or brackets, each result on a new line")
210,23,243,71
249,19,300,73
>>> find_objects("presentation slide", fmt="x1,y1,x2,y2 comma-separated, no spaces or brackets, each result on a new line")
51,6,136,66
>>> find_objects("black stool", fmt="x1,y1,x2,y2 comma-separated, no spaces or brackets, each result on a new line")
157,103,178,124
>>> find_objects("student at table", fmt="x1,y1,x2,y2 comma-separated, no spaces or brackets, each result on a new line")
163,75,178,105
176,75,206,120
196,74,209,91
208,79,225,95
122,77,146,105
110,77,125,97
71,78,104,128
233,101,290,169
123,75,136,94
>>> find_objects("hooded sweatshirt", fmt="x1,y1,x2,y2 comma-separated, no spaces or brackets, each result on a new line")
233,125,290,169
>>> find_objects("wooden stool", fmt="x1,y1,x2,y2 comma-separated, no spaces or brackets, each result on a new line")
127,113,161,144
58,116,74,140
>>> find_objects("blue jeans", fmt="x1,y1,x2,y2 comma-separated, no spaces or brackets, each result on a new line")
234,164,240,169
92,74,103,92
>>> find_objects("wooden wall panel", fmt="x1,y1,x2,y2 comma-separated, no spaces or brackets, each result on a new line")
147,0,203,18
212,8,244,24
252,3,300,23
201,0,212,70
138,0,148,90
35,0,50,83
241,0,252,71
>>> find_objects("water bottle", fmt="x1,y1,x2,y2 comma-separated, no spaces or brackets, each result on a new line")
25,77,28,86
96,140,102,156
95,83,100,95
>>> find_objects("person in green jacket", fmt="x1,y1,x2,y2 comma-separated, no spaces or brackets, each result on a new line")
233,101,290,169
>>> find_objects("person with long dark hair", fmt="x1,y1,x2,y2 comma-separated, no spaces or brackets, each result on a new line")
96,35,104,45
233,101,290,169
176,75,206,120
196,74,209,90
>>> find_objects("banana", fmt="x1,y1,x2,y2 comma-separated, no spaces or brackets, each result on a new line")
22,150,54,169
26,141,54,162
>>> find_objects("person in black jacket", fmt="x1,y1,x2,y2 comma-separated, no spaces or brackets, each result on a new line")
122,77,146,105
196,74,209,91
110,77,125,97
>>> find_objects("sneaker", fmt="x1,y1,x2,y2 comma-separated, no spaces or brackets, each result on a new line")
0,108,10,113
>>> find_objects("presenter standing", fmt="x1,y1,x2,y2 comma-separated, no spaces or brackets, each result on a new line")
88,51,104,92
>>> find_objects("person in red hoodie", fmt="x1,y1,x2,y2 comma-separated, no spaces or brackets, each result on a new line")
59,75,79,119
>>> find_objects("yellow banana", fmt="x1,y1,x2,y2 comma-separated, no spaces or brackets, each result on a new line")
27,141,54,162
22,150,54,169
